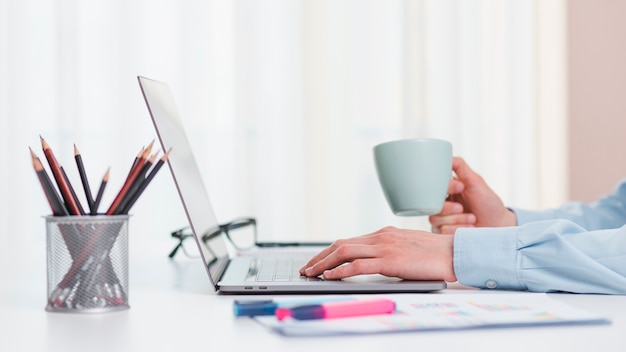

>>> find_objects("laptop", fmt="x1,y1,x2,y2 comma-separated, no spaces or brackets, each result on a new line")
137,75,447,294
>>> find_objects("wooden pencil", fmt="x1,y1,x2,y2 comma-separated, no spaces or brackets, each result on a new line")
127,140,153,177
60,166,86,215
74,144,95,213
105,146,152,215
114,151,158,215
128,146,145,175
91,167,110,215
126,149,155,204
40,136,82,215
30,147,69,216
119,149,169,214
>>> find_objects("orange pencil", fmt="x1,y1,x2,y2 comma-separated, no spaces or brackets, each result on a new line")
40,136,82,215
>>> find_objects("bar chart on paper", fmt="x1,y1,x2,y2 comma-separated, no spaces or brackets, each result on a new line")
255,293,610,336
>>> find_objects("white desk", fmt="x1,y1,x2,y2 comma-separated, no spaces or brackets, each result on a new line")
2,242,626,352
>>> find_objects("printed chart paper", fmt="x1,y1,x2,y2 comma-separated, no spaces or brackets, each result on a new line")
253,293,610,336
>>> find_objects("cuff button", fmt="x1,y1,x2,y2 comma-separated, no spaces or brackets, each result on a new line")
485,279,498,289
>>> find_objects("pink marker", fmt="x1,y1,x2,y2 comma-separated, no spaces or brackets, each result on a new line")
275,298,396,321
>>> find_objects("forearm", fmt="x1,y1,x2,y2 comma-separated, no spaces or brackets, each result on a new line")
453,220,626,294
512,178,626,230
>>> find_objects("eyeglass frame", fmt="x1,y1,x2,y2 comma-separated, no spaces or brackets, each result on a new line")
168,217,257,258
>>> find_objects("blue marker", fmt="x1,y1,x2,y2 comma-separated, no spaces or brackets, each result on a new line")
233,297,353,317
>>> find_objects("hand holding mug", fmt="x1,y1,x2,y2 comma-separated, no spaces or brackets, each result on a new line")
429,157,517,234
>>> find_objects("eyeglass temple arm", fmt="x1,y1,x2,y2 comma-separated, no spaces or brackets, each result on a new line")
171,226,190,237
168,243,183,258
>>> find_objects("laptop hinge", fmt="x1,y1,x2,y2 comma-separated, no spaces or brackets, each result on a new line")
208,257,230,289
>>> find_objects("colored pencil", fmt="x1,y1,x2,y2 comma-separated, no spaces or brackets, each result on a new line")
91,168,110,215
126,140,153,178
105,146,152,215
120,148,170,214
129,146,145,175
74,144,95,212
61,166,86,215
30,147,69,216
35,138,167,308
40,136,82,215
125,149,156,205
114,151,158,215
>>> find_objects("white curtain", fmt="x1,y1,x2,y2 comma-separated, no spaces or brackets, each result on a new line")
0,0,566,264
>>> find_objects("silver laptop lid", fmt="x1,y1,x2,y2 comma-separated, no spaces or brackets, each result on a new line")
138,76,227,288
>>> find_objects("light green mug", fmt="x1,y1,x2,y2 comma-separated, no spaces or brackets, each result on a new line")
373,138,453,216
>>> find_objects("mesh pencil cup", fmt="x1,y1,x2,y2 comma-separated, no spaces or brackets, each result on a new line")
45,215,130,313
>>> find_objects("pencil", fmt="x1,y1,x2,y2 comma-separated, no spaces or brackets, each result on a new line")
119,149,170,214
105,146,152,215
127,140,153,178
74,144,95,213
40,136,82,216
114,151,158,215
30,147,69,216
144,139,155,158
124,142,152,183
61,166,86,215
126,149,155,204
128,146,145,175
91,167,110,215
31,147,80,269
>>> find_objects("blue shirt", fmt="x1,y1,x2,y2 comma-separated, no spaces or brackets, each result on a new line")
453,178,626,294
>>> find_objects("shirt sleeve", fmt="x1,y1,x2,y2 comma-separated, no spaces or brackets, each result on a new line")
512,178,626,230
453,220,626,294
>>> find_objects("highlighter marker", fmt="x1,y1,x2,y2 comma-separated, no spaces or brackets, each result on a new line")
275,298,396,321
233,297,353,317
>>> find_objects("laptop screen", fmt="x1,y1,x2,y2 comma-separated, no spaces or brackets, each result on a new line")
138,76,227,286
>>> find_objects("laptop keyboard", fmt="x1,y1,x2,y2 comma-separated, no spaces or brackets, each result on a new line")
249,257,322,282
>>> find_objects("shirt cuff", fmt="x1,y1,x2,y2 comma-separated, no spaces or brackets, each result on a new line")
453,226,525,290
510,207,559,226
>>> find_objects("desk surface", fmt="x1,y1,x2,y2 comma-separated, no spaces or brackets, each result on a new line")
2,245,626,352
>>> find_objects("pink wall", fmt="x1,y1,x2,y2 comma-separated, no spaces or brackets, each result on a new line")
568,0,626,201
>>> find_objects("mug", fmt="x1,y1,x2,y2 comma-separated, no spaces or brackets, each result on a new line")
373,138,452,216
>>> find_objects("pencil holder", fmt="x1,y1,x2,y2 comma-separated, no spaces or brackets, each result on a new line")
45,215,130,313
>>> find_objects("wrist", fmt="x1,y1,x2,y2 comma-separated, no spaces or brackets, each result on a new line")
503,208,517,226
444,234,458,282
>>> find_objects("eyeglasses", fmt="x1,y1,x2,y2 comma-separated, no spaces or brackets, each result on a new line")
168,226,197,258
168,217,257,258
